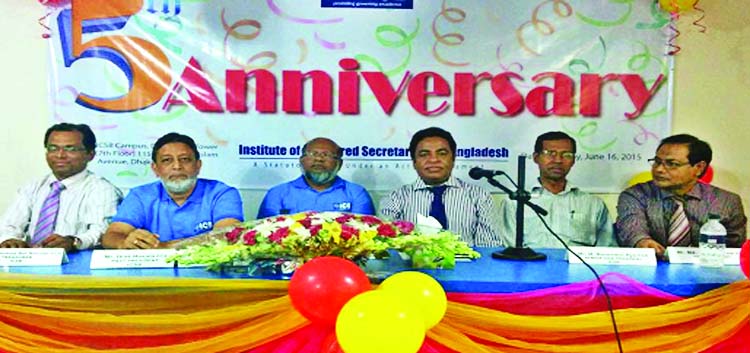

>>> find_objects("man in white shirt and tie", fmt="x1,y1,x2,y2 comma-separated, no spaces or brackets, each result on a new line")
0,123,122,252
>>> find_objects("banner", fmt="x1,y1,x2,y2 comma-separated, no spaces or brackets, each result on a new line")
48,0,672,192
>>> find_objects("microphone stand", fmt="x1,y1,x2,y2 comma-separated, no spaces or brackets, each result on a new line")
491,155,548,261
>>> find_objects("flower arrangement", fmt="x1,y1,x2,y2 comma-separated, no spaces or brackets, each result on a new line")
170,211,480,270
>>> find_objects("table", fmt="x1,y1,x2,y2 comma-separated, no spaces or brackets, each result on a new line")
4,247,743,297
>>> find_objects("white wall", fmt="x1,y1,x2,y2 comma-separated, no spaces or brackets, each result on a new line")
0,1,747,222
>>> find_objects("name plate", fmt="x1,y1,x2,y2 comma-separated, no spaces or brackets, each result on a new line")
567,247,656,266
90,249,179,269
0,248,68,266
667,247,741,265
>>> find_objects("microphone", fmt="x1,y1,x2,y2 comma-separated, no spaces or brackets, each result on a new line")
469,167,504,180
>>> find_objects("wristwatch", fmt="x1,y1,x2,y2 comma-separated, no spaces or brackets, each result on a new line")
70,236,83,251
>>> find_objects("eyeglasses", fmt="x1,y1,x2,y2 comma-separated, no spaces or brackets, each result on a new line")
302,151,340,160
46,145,87,153
539,149,575,160
648,157,691,169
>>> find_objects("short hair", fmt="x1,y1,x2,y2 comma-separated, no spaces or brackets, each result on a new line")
152,132,200,162
44,123,96,152
409,127,457,161
302,137,343,158
658,134,712,171
534,131,577,154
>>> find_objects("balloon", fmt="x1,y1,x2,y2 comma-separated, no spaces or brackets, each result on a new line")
741,240,749,279
336,290,425,353
699,165,714,184
627,171,652,187
379,271,447,329
658,0,698,13
288,256,371,326
38,0,71,8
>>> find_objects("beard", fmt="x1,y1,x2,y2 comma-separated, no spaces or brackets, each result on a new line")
161,175,198,194
302,166,339,185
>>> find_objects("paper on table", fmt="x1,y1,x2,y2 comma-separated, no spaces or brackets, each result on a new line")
416,213,443,234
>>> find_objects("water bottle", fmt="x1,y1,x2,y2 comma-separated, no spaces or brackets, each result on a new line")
698,214,726,267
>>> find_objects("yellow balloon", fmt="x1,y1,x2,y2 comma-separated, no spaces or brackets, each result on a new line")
627,171,652,187
336,290,425,353
659,0,698,13
379,271,447,329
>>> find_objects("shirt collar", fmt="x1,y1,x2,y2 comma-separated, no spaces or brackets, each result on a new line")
531,178,578,197
159,178,205,205
413,175,459,191
655,181,704,201
292,175,345,191
46,169,89,189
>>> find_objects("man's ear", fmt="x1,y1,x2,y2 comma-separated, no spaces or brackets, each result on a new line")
695,161,707,178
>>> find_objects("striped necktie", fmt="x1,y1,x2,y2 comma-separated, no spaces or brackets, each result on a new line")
667,198,690,246
31,181,64,246
429,185,448,229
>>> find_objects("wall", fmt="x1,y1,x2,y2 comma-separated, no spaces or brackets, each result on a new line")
0,1,748,221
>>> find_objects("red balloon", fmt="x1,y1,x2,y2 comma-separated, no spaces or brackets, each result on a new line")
740,240,749,279
288,256,371,326
39,0,71,8
699,165,714,184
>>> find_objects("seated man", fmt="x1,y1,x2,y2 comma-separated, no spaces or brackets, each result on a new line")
616,134,747,258
102,133,244,249
0,123,122,251
499,131,616,248
257,137,374,218
379,127,502,247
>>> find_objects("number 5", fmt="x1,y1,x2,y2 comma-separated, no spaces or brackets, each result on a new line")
58,0,171,112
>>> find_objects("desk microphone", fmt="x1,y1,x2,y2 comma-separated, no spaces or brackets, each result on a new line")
468,167,505,180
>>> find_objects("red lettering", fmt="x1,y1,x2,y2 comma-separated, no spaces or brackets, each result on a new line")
225,69,277,113
282,70,332,114
407,72,450,116
454,72,492,115
162,57,222,112
490,72,524,117
618,74,665,119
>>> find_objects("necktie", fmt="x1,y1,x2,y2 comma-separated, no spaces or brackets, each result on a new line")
31,181,65,245
667,198,690,246
429,185,448,230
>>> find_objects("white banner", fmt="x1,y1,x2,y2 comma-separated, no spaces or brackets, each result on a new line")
48,0,672,192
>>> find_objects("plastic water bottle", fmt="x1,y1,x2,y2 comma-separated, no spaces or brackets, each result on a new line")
698,214,726,267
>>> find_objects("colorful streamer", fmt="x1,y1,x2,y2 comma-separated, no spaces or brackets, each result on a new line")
0,273,746,352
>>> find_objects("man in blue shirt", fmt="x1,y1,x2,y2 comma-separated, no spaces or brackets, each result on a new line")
102,133,244,249
257,137,374,218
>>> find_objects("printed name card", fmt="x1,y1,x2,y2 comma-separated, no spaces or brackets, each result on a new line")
90,249,179,269
667,247,741,265
567,247,657,266
0,248,68,266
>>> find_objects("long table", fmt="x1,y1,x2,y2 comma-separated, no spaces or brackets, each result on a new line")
5,247,744,297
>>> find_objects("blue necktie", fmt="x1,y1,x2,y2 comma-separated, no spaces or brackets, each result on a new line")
31,181,64,245
429,185,448,230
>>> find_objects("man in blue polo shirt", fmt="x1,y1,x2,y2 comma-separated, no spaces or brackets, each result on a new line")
257,137,374,218
101,133,244,249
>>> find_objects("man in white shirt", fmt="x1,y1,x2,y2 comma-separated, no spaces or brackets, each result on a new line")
499,131,615,248
379,127,502,247
0,123,122,251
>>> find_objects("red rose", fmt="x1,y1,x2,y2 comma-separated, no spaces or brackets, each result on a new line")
298,217,312,228
377,224,397,237
309,225,322,236
335,214,354,224
341,224,360,240
360,215,383,225
393,220,415,234
243,230,257,245
226,227,243,243
269,227,290,244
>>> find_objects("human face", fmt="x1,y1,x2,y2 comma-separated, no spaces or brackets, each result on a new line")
651,143,704,195
151,142,202,194
300,139,341,186
413,136,454,186
533,139,575,182
45,130,94,180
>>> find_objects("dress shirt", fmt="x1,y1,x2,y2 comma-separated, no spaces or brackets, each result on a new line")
499,182,616,248
616,181,747,248
379,176,502,247
112,179,244,241
257,176,375,218
0,170,122,249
